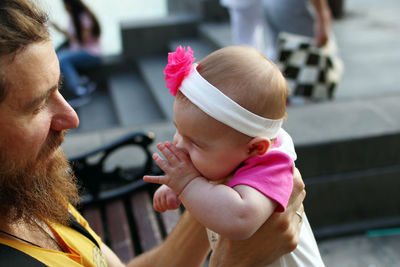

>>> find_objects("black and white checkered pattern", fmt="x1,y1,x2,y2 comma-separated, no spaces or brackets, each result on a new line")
276,32,343,101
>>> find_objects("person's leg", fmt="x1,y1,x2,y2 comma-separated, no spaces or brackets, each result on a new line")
57,49,100,95
227,2,265,51
263,0,315,60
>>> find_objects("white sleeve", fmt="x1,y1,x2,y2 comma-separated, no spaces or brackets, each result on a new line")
272,128,297,162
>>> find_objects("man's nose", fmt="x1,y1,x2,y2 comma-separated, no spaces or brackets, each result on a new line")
51,91,80,131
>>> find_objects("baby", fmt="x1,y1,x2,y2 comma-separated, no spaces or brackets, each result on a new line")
144,46,325,266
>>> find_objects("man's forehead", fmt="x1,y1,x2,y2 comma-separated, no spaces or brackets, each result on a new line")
1,41,59,108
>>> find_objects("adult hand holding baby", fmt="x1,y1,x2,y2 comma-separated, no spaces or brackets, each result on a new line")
210,168,306,266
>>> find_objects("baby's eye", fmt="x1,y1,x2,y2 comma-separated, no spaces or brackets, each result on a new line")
191,141,202,149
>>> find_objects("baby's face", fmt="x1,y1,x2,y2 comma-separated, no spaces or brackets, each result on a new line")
173,98,251,181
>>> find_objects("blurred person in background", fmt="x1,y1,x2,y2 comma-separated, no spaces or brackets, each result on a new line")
51,0,102,108
220,0,332,60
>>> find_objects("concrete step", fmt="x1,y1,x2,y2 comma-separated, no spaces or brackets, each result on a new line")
167,0,229,22
169,38,216,60
305,164,400,239
285,94,400,177
319,233,400,266
121,13,201,62
198,22,232,49
137,57,175,121
75,90,118,132
108,71,165,127
80,55,131,90
282,94,400,237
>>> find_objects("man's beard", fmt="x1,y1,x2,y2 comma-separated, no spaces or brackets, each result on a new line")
0,130,79,226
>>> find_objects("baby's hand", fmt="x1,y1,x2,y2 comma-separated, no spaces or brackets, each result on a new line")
143,141,201,195
153,185,181,212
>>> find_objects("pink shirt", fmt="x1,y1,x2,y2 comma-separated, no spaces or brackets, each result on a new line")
227,129,296,212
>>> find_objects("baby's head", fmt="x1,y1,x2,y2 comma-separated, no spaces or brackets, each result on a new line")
168,46,288,180
197,46,288,120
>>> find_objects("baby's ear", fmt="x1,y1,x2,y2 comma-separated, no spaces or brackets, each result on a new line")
247,137,270,156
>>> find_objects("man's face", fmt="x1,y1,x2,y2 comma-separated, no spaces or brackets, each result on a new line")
0,40,80,224
0,40,79,169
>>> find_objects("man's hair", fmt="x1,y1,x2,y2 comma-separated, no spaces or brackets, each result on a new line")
0,0,49,102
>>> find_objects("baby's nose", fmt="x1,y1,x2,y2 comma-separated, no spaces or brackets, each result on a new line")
173,131,181,146
174,140,184,151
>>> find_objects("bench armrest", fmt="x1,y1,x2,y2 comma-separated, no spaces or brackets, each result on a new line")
69,131,158,201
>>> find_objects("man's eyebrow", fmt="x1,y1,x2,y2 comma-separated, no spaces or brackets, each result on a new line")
24,75,62,111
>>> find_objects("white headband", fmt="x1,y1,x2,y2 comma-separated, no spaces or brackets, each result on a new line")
179,64,283,138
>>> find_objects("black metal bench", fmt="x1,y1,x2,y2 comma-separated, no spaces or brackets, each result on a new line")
69,131,183,263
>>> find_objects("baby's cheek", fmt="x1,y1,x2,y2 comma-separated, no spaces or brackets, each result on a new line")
190,155,207,177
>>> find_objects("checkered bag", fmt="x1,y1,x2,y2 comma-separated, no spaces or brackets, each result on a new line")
276,32,344,101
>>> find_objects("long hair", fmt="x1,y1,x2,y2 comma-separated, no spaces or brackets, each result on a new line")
0,0,49,102
63,0,101,44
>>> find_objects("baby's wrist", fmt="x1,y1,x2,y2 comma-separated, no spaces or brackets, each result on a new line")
178,176,206,199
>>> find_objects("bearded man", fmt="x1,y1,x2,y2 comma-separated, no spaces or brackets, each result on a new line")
0,1,306,266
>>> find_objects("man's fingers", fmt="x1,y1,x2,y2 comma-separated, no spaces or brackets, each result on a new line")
293,168,305,192
290,168,306,206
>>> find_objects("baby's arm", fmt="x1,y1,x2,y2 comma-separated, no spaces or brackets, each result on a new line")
153,185,181,212
144,141,277,240
180,180,277,240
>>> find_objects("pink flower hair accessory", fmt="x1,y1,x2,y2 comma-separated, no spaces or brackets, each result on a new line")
164,46,196,96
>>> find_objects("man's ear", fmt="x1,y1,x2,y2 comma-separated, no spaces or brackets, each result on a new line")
247,137,270,157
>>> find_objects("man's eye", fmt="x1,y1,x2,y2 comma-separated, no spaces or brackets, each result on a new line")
33,101,48,114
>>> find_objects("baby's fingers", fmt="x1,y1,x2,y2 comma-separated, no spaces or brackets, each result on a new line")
157,142,180,166
154,196,167,213
165,142,191,163
152,152,172,173
143,174,167,185
166,193,181,210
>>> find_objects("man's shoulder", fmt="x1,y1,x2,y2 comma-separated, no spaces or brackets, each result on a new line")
0,243,47,267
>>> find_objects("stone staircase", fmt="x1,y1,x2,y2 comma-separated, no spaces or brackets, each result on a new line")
64,0,400,243
72,12,224,132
